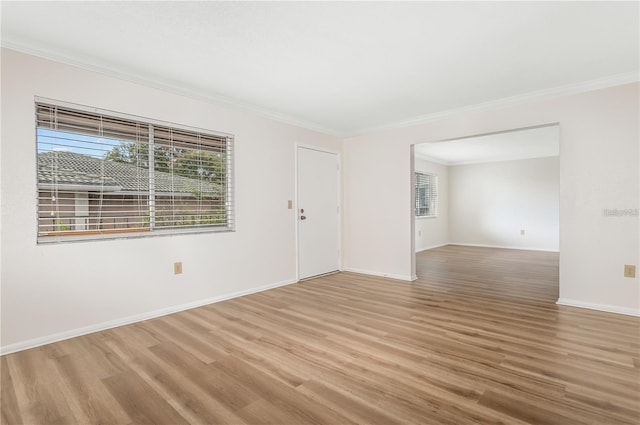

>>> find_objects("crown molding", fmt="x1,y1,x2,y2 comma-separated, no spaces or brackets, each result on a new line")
446,154,560,167
3,40,638,139
346,71,640,138
1,40,342,137
414,151,559,167
414,152,450,165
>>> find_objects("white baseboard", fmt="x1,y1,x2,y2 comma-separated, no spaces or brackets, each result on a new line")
0,278,297,356
416,243,448,253
449,243,559,253
556,298,640,317
342,267,415,282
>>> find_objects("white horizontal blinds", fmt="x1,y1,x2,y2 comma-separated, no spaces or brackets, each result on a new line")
152,125,232,230
36,103,150,239
415,172,437,217
36,100,234,242
36,104,150,143
224,135,234,231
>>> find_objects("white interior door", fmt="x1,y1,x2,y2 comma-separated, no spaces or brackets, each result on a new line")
297,146,339,280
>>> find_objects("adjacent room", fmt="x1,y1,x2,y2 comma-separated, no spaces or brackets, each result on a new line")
413,125,560,302
414,125,560,253
1,2,638,425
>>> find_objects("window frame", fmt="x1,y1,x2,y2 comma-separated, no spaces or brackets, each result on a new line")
35,97,235,244
414,172,438,218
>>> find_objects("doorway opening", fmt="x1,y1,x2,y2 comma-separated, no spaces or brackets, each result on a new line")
411,124,560,301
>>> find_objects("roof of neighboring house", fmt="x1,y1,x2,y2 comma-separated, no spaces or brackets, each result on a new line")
38,151,222,197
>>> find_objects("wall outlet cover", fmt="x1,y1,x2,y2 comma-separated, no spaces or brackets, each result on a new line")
624,264,636,278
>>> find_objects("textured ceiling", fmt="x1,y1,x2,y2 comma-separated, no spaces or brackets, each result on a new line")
2,2,638,136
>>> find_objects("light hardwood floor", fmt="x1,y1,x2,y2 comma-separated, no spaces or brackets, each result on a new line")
2,245,639,424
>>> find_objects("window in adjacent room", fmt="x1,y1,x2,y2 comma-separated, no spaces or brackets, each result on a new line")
35,99,234,243
414,172,437,218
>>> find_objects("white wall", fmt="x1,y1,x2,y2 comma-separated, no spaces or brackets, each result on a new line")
2,50,639,354
449,157,559,251
414,157,449,251
0,49,342,352
344,82,639,315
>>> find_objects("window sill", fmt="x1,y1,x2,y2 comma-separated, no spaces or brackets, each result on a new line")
37,226,234,244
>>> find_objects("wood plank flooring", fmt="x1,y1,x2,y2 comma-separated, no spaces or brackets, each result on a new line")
2,245,639,424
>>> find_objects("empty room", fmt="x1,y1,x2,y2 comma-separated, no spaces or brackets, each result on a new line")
414,125,561,302
1,2,638,425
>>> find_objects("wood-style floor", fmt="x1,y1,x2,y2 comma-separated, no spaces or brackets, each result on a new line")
2,245,639,424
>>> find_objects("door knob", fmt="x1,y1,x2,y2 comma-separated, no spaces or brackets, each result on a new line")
300,215,306,220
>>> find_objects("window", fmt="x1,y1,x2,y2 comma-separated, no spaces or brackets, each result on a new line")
415,172,437,218
35,99,234,243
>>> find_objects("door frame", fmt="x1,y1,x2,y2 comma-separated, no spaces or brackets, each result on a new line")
411,122,561,288
295,143,342,281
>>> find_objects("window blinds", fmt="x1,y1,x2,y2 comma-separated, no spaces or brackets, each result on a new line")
414,172,437,217
35,100,234,243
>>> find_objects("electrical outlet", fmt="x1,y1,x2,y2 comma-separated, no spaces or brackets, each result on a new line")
520,229,525,236
624,264,636,278
174,262,183,275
